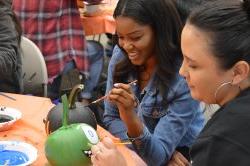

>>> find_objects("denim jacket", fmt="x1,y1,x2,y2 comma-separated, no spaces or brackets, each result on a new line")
104,46,205,166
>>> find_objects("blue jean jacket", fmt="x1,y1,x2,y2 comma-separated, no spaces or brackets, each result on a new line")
104,46,205,166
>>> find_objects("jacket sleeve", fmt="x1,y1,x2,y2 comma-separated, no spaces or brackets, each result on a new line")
131,78,204,165
0,12,20,80
103,46,129,140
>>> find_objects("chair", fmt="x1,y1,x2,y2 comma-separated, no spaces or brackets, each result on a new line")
20,36,48,97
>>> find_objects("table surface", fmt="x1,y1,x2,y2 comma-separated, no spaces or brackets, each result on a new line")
78,0,117,36
81,14,116,36
0,93,145,166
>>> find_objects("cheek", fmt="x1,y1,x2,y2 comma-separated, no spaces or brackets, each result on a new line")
189,72,220,103
137,41,154,61
188,72,212,100
136,35,154,53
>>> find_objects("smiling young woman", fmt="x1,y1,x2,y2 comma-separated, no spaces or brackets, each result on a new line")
97,0,205,165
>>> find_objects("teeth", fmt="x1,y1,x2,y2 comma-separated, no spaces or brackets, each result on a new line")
129,53,136,56
128,53,137,59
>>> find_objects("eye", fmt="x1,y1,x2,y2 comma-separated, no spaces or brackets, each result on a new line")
188,64,197,69
131,36,142,41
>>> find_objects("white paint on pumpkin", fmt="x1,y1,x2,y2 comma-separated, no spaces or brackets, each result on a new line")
81,125,99,144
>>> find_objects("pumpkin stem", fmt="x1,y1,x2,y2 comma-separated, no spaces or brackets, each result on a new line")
68,84,84,109
61,94,69,127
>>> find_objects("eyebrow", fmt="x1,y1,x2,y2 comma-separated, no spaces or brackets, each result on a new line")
183,54,196,63
118,30,142,36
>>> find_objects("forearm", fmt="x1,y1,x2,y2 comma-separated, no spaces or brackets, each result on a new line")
103,102,129,140
122,109,144,138
130,127,169,165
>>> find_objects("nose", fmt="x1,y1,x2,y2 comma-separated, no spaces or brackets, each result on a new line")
179,61,187,78
120,40,133,52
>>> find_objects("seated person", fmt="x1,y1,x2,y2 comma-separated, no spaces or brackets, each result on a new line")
102,0,205,165
0,0,22,93
175,0,250,165
92,0,250,165
12,0,104,102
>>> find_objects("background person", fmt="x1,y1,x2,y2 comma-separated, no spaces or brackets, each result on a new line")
12,0,104,103
0,0,22,93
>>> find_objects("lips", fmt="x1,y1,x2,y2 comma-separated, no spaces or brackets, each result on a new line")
128,52,138,60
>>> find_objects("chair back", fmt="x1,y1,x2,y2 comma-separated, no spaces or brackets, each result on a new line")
20,36,48,96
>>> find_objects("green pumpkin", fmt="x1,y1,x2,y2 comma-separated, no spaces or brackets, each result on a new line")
45,95,99,166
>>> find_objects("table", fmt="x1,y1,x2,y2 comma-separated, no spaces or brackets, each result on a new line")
81,15,116,36
0,93,145,166
78,0,117,36
0,94,54,165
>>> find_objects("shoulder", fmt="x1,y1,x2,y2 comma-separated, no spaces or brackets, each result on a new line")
191,134,250,165
108,45,126,68
161,74,202,111
111,45,125,62
168,74,190,96
197,97,250,151
224,88,250,114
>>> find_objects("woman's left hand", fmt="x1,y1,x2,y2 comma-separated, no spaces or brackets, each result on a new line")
91,137,127,166
167,151,190,166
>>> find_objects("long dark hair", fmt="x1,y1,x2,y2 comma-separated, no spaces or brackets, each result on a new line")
113,0,183,93
174,0,203,23
188,0,250,70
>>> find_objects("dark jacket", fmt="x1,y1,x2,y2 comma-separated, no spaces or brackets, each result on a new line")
191,87,250,166
0,0,22,93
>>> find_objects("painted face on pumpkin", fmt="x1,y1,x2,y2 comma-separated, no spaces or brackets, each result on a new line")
44,119,99,157
45,123,99,165
81,125,99,157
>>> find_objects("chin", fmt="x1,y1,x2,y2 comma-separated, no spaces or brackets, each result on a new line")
130,59,142,66
190,91,200,101
192,93,211,104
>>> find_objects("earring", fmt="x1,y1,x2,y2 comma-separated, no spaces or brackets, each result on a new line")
214,81,232,104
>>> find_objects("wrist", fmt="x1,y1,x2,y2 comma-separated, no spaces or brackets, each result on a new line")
125,116,144,138
127,126,149,148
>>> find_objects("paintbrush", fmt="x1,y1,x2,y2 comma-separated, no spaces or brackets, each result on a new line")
86,80,138,106
84,140,132,157
114,141,132,145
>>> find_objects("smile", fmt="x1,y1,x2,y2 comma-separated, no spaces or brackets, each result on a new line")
128,52,138,60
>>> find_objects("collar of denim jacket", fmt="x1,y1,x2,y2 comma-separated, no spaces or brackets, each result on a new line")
142,71,158,97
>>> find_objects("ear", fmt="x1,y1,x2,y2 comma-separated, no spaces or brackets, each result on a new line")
231,61,249,85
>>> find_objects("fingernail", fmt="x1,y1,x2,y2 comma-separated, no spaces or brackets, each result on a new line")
114,83,119,87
